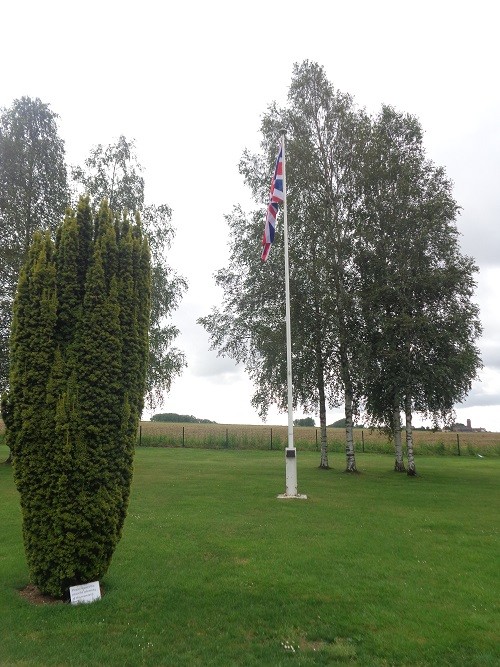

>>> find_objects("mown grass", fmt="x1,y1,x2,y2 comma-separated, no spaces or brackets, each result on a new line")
1,444,499,666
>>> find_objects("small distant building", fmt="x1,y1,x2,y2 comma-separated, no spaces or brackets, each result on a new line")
451,419,486,433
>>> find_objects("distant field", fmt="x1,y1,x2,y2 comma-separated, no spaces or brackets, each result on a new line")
138,421,500,456
2,420,499,457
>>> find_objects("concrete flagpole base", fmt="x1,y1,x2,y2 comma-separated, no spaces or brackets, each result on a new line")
277,447,307,499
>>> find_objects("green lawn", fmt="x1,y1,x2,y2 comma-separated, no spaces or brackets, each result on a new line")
1,446,498,666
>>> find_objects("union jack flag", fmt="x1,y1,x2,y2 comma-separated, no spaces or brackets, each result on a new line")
261,146,284,261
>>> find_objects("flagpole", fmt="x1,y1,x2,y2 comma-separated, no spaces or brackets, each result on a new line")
278,128,306,500
282,130,294,452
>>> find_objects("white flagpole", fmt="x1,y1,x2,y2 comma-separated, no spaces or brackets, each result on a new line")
278,128,306,500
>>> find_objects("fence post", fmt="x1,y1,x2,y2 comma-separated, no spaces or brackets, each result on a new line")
270,428,273,450
456,433,460,456
362,430,365,453
182,426,185,447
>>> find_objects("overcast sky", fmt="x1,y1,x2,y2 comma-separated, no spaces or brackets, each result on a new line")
2,0,499,430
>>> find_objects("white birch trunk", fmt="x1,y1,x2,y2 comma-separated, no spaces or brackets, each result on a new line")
344,389,357,472
393,402,405,472
315,337,329,469
405,395,417,476
319,394,329,469
319,423,328,468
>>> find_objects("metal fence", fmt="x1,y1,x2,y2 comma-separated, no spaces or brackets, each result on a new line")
136,423,500,456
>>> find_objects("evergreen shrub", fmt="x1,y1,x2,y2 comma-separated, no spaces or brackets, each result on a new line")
1,198,150,598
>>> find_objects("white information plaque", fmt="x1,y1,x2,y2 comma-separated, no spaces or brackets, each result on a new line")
69,581,101,605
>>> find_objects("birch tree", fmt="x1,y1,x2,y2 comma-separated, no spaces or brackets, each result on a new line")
71,137,186,408
0,97,68,397
200,61,369,472
357,106,482,475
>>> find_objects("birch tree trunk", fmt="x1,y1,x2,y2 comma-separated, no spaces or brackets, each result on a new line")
319,388,329,469
344,387,358,472
405,394,417,476
393,400,405,472
317,346,329,469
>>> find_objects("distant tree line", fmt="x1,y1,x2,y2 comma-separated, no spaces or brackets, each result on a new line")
293,417,315,427
151,413,217,424
328,419,365,429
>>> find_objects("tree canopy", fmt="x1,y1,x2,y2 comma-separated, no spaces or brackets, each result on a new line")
200,62,369,471
71,136,187,409
0,96,69,394
356,105,482,473
199,60,482,475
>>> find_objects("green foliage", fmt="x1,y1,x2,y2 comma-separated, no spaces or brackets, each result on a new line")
358,105,482,435
1,197,151,598
200,61,482,475
71,136,187,409
200,62,371,472
0,96,69,393
151,412,216,423
293,417,315,426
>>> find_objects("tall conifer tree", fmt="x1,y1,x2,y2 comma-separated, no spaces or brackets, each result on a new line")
2,197,150,598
